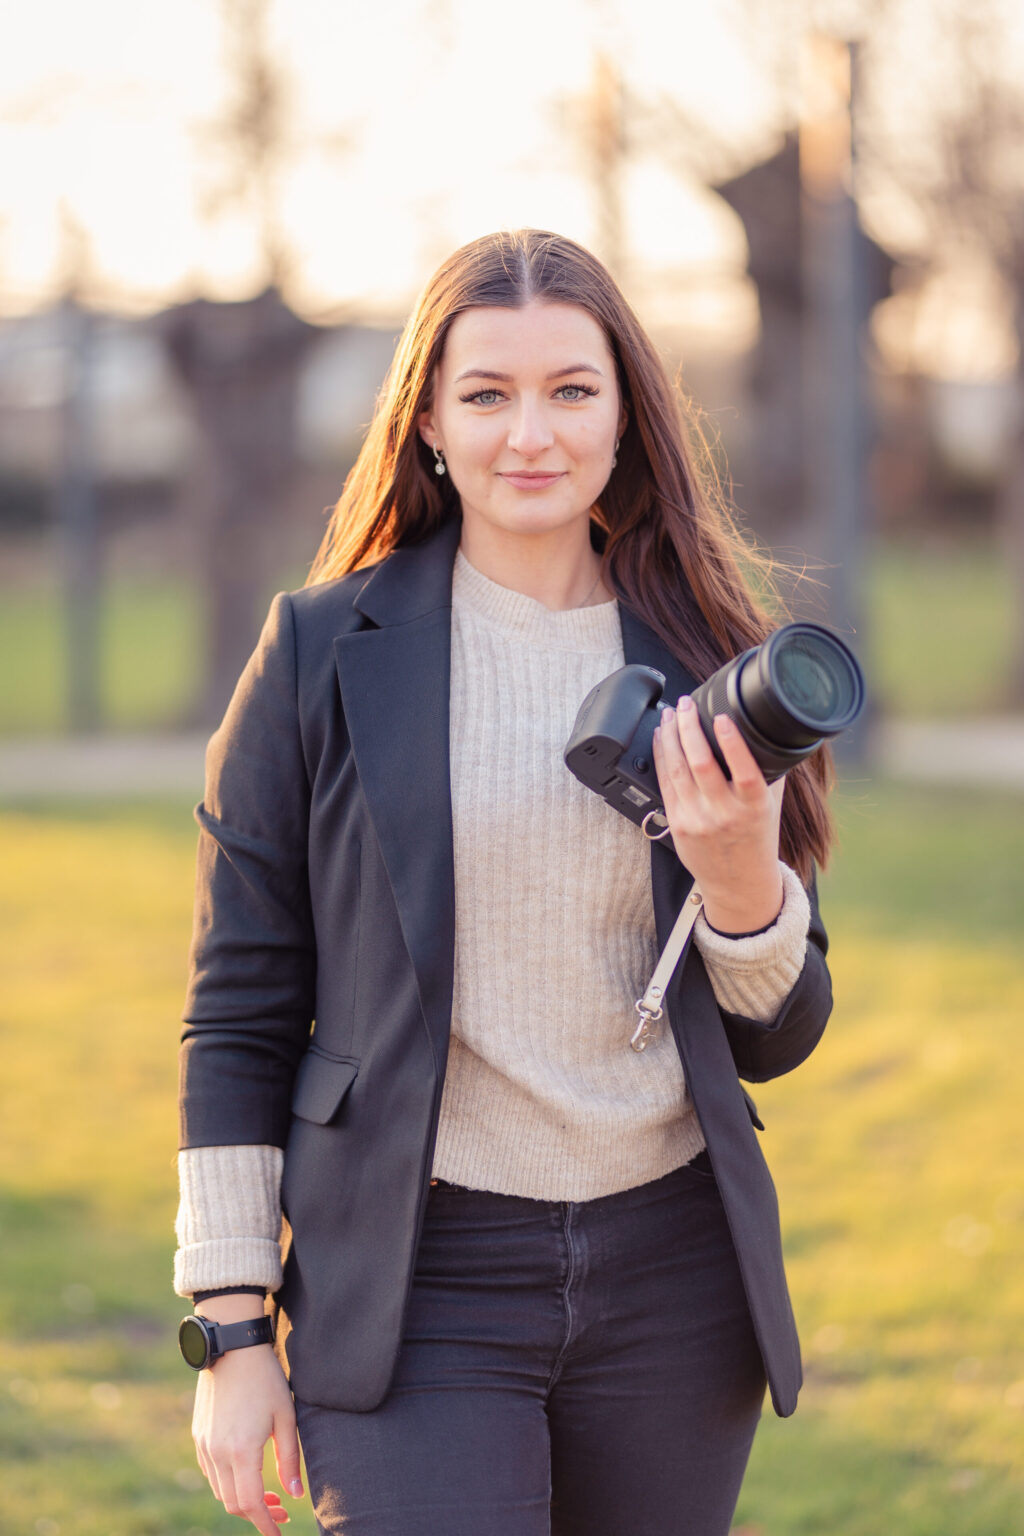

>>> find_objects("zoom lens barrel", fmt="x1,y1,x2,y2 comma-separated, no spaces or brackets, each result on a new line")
691,622,864,781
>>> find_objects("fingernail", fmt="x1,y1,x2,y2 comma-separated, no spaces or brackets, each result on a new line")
289,1479,304,1497
715,714,734,734
661,705,674,721
678,695,693,712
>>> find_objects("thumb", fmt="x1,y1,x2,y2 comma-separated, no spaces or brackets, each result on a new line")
273,1404,304,1499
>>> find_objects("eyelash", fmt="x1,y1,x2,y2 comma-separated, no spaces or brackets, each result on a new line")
457,382,600,405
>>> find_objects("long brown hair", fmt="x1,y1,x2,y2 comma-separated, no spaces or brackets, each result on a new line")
308,229,834,879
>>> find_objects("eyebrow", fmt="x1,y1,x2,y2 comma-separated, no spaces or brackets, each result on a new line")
452,363,605,384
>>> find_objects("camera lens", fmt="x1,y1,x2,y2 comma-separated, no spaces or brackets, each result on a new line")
770,629,860,727
738,623,864,751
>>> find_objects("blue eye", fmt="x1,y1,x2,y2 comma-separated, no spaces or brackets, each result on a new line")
556,383,599,401
459,388,503,405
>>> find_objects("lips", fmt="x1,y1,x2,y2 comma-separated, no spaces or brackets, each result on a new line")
498,472,566,490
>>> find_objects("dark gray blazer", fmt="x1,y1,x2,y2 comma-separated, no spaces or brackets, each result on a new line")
179,515,832,1418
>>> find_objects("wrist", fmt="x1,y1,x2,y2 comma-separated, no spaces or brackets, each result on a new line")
193,1292,268,1325
700,869,784,936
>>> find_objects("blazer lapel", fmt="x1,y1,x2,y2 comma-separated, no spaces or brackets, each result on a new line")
332,519,462,1073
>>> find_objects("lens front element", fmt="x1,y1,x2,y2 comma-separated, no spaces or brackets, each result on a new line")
770,629,861,729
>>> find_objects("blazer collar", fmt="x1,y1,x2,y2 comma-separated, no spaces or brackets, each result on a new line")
352,516,463,629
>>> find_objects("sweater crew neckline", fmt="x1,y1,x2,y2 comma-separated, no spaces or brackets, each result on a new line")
452,549,621,654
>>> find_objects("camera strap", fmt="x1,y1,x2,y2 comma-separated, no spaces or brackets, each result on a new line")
631,884,703,1052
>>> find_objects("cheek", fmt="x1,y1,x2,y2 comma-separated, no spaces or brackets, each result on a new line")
575,407,618,450
571,418,617,466
450,421,503,469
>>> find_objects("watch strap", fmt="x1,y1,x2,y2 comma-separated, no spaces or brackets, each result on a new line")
209,1314,275,1359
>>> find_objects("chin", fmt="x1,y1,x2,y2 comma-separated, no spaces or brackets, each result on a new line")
483,493,597,538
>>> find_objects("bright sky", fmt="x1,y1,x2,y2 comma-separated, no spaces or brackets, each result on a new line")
0,1,766,325
1,0,1022,375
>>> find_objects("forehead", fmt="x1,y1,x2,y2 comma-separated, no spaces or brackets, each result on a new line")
439,301,614,377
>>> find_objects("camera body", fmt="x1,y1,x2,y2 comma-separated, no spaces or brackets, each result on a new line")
564,622,865,831
564,664,671,832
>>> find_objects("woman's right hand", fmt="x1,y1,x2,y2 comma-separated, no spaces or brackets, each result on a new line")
191,1302,304,1533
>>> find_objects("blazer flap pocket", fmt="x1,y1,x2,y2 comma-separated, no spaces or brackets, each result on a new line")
291,1049,359,1125
742,1087,765,1131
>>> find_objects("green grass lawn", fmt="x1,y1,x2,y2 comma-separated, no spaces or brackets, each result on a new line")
0,538,1018,734
1,782,1022,1534
0,578,205,735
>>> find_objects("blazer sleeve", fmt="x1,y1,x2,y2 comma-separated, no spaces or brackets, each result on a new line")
178,592,316,1152
717,868,833,1084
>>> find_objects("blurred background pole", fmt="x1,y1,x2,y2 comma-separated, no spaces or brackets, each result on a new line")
799,34,870,767
587,49,626,283
57,295,102,734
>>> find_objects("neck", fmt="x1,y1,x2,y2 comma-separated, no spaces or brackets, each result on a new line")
458,521,610,611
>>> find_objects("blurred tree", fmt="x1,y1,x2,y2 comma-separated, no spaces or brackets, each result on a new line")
157,0,327,724
713,127,894,556
586,51,627,283
159,289,317,724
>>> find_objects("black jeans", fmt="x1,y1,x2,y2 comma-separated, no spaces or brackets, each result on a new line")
294,1154,766,1536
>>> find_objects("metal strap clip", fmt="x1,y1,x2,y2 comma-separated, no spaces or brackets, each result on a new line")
631,886,703,1052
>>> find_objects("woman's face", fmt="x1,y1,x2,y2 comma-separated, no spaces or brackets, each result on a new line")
419,300,626,549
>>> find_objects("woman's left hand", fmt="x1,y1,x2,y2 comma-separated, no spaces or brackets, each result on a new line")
652,695,785,935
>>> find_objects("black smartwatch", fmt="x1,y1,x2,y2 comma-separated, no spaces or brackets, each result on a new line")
178,1312,275,1371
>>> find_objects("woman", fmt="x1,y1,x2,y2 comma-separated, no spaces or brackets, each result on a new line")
175,228,834,1536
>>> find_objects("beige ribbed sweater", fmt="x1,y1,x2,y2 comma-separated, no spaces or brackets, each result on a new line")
174,553,810,1296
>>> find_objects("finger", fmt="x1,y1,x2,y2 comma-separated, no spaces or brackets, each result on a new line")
195,1441,222,1505
272,1405,304,1500
264,1492,290,1527
653,705,695,807
231,1460,281,1536
674,696,730,800
197,1434,229,1508
209,1455,238,1518
711,714,769,800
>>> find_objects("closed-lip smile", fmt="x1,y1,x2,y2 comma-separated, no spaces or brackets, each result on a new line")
498,470,566,486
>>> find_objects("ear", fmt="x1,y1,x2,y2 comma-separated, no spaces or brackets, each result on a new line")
617,399,630,439
416,408,439,451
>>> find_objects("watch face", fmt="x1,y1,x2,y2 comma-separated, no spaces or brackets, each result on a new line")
179,1315,212,1370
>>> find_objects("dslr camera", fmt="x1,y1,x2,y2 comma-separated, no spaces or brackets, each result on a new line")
564,622,865,834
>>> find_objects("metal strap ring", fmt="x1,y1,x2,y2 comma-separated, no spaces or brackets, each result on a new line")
641,811,672,842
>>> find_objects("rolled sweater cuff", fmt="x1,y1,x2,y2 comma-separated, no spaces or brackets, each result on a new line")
693,861,810,1024
174,1144,284,1298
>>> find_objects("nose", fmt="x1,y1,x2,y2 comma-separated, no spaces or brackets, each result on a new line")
506,398,555,459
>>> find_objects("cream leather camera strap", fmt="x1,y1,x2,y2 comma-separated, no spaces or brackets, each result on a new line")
631,885,703,1052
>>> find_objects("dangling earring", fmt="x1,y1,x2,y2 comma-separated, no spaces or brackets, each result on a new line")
433,443,446,477
611,437,620,469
